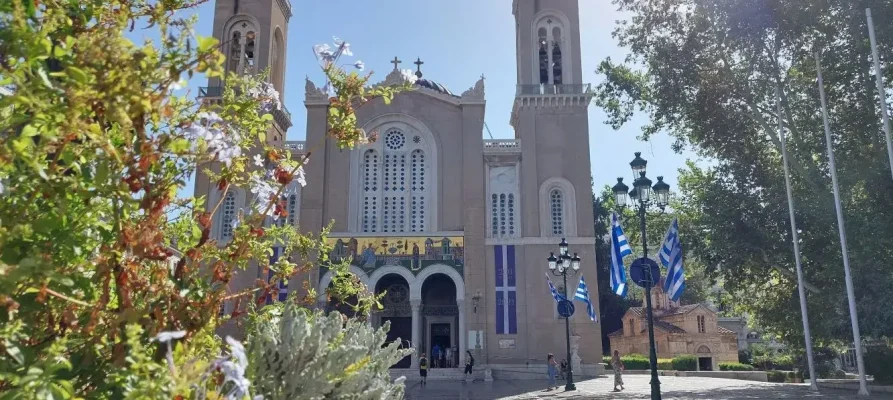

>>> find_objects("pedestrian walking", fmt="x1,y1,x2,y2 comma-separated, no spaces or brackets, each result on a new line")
464,350,475,380
546,353,559,390
419,353,429,385
611,350,625,392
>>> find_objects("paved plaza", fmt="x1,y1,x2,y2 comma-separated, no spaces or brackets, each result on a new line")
403,375,893,399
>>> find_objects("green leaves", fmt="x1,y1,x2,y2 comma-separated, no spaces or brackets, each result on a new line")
597,0,893,345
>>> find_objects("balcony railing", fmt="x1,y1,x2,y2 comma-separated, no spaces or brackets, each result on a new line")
273,105,292,129
516,83,591,96
198,86,224,98
284,140,305,152
484,139,521,154
198,86,291,129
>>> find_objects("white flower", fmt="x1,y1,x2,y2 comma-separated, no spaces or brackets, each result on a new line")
221,336,251,399
226,336,247,368
154,331,186,343
250,175,277,203
401,69,418,84
340,43,353,57
353,60,365,71
296,166,307,187
332,37,352,57
197,111,223,124
313,43,331,57
253,154,265,168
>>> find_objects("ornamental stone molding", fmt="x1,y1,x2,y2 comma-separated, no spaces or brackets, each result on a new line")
304,76,328,105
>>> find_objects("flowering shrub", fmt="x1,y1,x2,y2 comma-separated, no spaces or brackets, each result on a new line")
243,301,412,399
0,0,411,398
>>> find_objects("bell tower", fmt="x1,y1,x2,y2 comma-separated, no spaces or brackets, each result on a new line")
203,0,293,139
512,0,583,87
509,0,603,365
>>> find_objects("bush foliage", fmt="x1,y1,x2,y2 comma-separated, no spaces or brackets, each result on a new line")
719,362,755,371
671,354,697,371
865,346,893,384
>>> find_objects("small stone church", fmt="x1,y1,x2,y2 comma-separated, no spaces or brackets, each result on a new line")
196,0,605,374
608,282,739,371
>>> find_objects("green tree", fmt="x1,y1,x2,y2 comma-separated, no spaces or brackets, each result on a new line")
594,184,713,354
594,0,893,345
0,1,410,397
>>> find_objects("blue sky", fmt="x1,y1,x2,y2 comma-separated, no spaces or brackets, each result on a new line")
160,0,701,197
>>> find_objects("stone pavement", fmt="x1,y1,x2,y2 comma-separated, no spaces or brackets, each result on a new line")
402,375,893,399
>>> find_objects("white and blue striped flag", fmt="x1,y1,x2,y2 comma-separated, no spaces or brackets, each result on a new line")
574,276,597,322
611,212,632,297
545,273,566,303
659,217,685,302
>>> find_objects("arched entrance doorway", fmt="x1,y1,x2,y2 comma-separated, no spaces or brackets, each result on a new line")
697,345,713,371
421,273,458,368
375,274,412,368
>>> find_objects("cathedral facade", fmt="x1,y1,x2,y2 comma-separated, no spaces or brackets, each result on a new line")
197,0,603,371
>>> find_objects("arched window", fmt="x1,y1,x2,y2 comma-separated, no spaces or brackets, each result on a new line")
538,27,549,84
550,189,564,236
227,31,242,75
551,27,563,84
271,28,285,95
225,22,258,76
539,178,577,237
533,14,570,86
359,129,429,233
220,191,237,240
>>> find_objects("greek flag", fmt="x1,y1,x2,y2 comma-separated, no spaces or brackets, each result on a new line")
659,217,685,302
611,212,632,297
545,273,566,303
574,276,597,322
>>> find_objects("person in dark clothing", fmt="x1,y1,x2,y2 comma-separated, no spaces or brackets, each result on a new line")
419,353,429,385
464,350,475,379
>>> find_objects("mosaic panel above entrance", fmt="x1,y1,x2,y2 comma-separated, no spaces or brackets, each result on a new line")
326,235,464,274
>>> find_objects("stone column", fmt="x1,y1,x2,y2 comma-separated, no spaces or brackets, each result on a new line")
411,300,421,369
458,299,467,368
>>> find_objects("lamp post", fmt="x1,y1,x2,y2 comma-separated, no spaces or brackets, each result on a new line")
547,238,581,391
611,152,671,400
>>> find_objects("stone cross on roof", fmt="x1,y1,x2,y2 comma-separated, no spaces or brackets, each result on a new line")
414,57,424,78
390,56,401,71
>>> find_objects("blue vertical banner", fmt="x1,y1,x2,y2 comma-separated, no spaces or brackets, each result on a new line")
494,245,518,334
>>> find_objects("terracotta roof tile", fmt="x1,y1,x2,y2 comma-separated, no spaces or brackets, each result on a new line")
642,320,687,334
718,326,737,335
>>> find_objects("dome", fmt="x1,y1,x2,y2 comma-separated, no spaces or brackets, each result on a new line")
414,78,455,96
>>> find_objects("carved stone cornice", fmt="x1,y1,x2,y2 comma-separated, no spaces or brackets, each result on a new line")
304,76,329,106
459,76,485,105
510,94,594,128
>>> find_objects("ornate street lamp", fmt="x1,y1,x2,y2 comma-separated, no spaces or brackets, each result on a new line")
611,152,671,400
546,239,581,391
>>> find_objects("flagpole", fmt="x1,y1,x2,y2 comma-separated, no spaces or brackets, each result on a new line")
774,85,819,391
866,8,893,181
815,52,869,396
